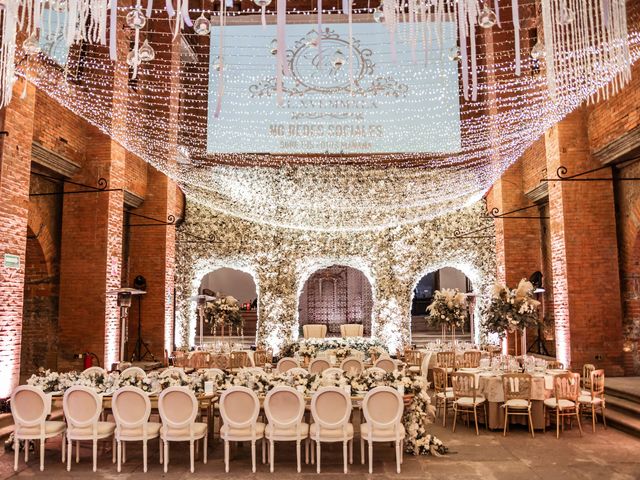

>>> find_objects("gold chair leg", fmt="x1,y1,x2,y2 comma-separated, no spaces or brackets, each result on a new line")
528,409,535,438
575,409,583,437
452,406,458,433
474,408,479,436
602,404,607,429
503,407,508,437
592,404,596,433
556,410,560,439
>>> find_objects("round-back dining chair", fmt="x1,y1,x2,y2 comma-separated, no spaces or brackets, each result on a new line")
374,358,397,373
308,358,331,375
276,357,300,373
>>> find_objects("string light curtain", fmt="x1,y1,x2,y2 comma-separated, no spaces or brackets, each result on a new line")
3,0,639,231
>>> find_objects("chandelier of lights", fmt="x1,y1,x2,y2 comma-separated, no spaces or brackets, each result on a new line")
0,0,637,231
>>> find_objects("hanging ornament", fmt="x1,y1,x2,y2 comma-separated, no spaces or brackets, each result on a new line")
305,30,320,48
557,6,574,26
269,39,278,56
126,7,147,30
50,0,68,12
193,13,211,36
138,39,155,62
448,46,461,62
530,40,544,60
332,49,346,69
22,34,41,56
126,49,140,67
372,8,384,23
213,56,224,72
478,5,497,29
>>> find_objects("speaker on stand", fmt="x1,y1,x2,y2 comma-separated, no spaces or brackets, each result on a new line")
130,275,156,362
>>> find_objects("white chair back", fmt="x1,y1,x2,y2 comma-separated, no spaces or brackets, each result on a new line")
82,366,107,376
63,386,103,429
303,324,327,339
362,387,404,431
219,386,261,430
341,357,364,374
311,387,352,431
120,366,146,379
375,358,397,373
340,324,363,338
308,358,331,374
277,357,300,373
264,386,305,431
112,387,151,430
11,386,50,429
158,387,198,430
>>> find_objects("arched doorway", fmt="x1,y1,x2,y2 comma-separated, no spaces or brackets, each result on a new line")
298,265,373,337
411,267,473,342
197,267,258,340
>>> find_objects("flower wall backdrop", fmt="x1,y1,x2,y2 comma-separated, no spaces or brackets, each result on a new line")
175,198,496,353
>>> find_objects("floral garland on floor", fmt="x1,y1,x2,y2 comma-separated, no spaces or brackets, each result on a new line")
25,367,446,456
279,337,387,360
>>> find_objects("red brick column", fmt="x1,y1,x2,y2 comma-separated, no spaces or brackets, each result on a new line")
128,165,177,362
0,83,36,397
545,107,624,374
57,129,125,371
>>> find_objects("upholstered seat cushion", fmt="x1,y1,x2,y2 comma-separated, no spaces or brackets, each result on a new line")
436,391,454,399
543,398,575,409
578,395,603,405
504,399,530,409
265,422,309,438
455,395,485,406
360,423,406,440
117,422,161,439
408,366,421,374
309,423,354,439
17,421,66,437
220,422,265,438
68,421,116,438
164,422,208,438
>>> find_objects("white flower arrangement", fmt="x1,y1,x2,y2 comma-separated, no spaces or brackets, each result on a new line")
425,288,468,329
280,337,385,360
482,279,541,337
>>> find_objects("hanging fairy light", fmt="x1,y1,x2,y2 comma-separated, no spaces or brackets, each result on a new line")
332,49,346,69
269,38,278,56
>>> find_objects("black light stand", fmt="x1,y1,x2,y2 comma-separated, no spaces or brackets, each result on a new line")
526,271,550,356
106,287,147,367
130,275,156,362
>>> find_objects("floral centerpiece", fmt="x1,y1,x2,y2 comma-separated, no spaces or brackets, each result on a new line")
205,295,243,336
481,279,540,353
280,337,386,360
425,288,468,341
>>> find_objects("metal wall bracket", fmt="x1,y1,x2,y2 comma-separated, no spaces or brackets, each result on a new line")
125,211,176,228
29,171,118,196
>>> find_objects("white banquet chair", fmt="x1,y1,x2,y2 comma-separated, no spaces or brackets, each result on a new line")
374,358,397,373
340,324,363,338
308,358,332,375
310,387,354,473
501,373,534,438
10,386,66,472
277,357,300,373
579,369,607,432
219,386,265,473
63,386,116,472
82,366,107,376
120,366,146,379
158,387,208,473
303,324,327,339
360,386,405,474
264,386,309,472
112,386,162,472
341,357,364,375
